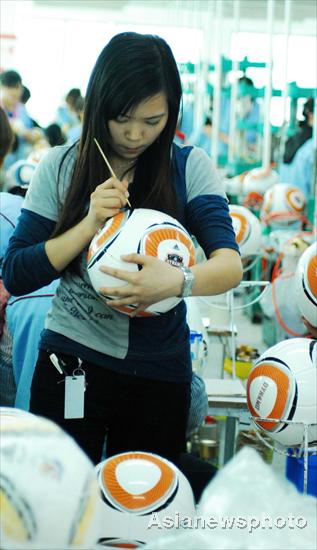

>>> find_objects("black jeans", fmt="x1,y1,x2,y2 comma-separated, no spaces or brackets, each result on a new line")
30,350,190,466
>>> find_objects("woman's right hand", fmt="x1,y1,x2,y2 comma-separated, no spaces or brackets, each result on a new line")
45,177,130,272
85,177,130,235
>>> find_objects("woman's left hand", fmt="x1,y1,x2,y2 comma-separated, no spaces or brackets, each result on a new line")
98,253,183,317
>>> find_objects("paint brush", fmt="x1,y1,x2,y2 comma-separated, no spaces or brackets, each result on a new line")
94,137,131,208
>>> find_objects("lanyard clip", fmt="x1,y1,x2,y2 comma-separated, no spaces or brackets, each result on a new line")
50,353,67,375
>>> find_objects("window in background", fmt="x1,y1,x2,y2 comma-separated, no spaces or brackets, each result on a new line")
230,32,316,126
14,16,116,126
13,15,202,127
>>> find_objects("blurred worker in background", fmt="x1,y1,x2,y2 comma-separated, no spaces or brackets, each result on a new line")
188,76,260,162
21,84,42,129
44,123,67,147
191,115,212,154
0,106,20,405
0,106,14,189
67,95,85,144
279,97,315,198
218,75,260,159
0,70,42,169
55,87,83,137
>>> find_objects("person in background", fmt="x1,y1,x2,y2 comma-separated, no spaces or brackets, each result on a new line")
0,106,20,405
55,87,83,137
44,123,67,147
0,106,14,190
6,278,59,411
282,98,314,164
0,187,58,409
21,84,42,129
0,113,58,408
0,70,42,169
187,77,260,162
0,193,23,406
3,32,242,469
218,75,260,159
279,98,315,198
191,115,212,155
67,96,85,144
179,96,194,138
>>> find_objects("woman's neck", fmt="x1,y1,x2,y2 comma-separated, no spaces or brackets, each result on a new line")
108,155,136,181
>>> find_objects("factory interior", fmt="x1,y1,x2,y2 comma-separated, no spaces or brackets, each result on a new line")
0,1,316,549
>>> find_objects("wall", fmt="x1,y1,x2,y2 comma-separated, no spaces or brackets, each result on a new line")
1,0,316,127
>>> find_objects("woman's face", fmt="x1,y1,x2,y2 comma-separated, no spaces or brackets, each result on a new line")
108,92,169,161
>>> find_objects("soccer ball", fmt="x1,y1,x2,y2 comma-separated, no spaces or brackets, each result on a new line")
242,168,279,196
260,183,306,228
87,208,195,316
229,205,262,260
243,190,264,212
0,407,35,427
0,411,101,549
96,451,196,547
6,160,37,189
294,242,317,328
247,338,317,446
223,174,244,196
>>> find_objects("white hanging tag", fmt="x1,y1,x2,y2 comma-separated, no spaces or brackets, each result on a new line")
64,372,85,419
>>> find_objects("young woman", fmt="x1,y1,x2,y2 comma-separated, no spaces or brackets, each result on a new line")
3,32,242,465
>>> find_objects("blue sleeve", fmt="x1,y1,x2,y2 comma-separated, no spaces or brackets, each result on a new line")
2,209,61,296
186,194,240,258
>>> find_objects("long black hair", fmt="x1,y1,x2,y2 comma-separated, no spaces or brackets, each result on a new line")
52,32,183,245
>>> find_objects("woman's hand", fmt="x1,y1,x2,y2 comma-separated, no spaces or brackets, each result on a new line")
84,177,130,236
98,247,242,317
99,254,184,317
45,177,130,272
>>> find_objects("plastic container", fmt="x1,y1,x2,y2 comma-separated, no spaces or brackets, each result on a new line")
223,357,253,379
190,330,204,373
286,452,317,497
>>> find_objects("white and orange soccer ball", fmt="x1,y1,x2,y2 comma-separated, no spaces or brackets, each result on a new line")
96,451,196,547
294,242,317,328
0,407,36,429
260,183,306,228
223,174,244,196
229,205,262,261
247,338,317,447
0,410,101,549
242,167,279,197
87,208,195,316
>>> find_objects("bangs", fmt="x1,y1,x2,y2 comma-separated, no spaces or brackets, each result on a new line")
104,77,164,120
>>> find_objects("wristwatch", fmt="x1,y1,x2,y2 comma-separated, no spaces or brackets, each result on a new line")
179,266,195,298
